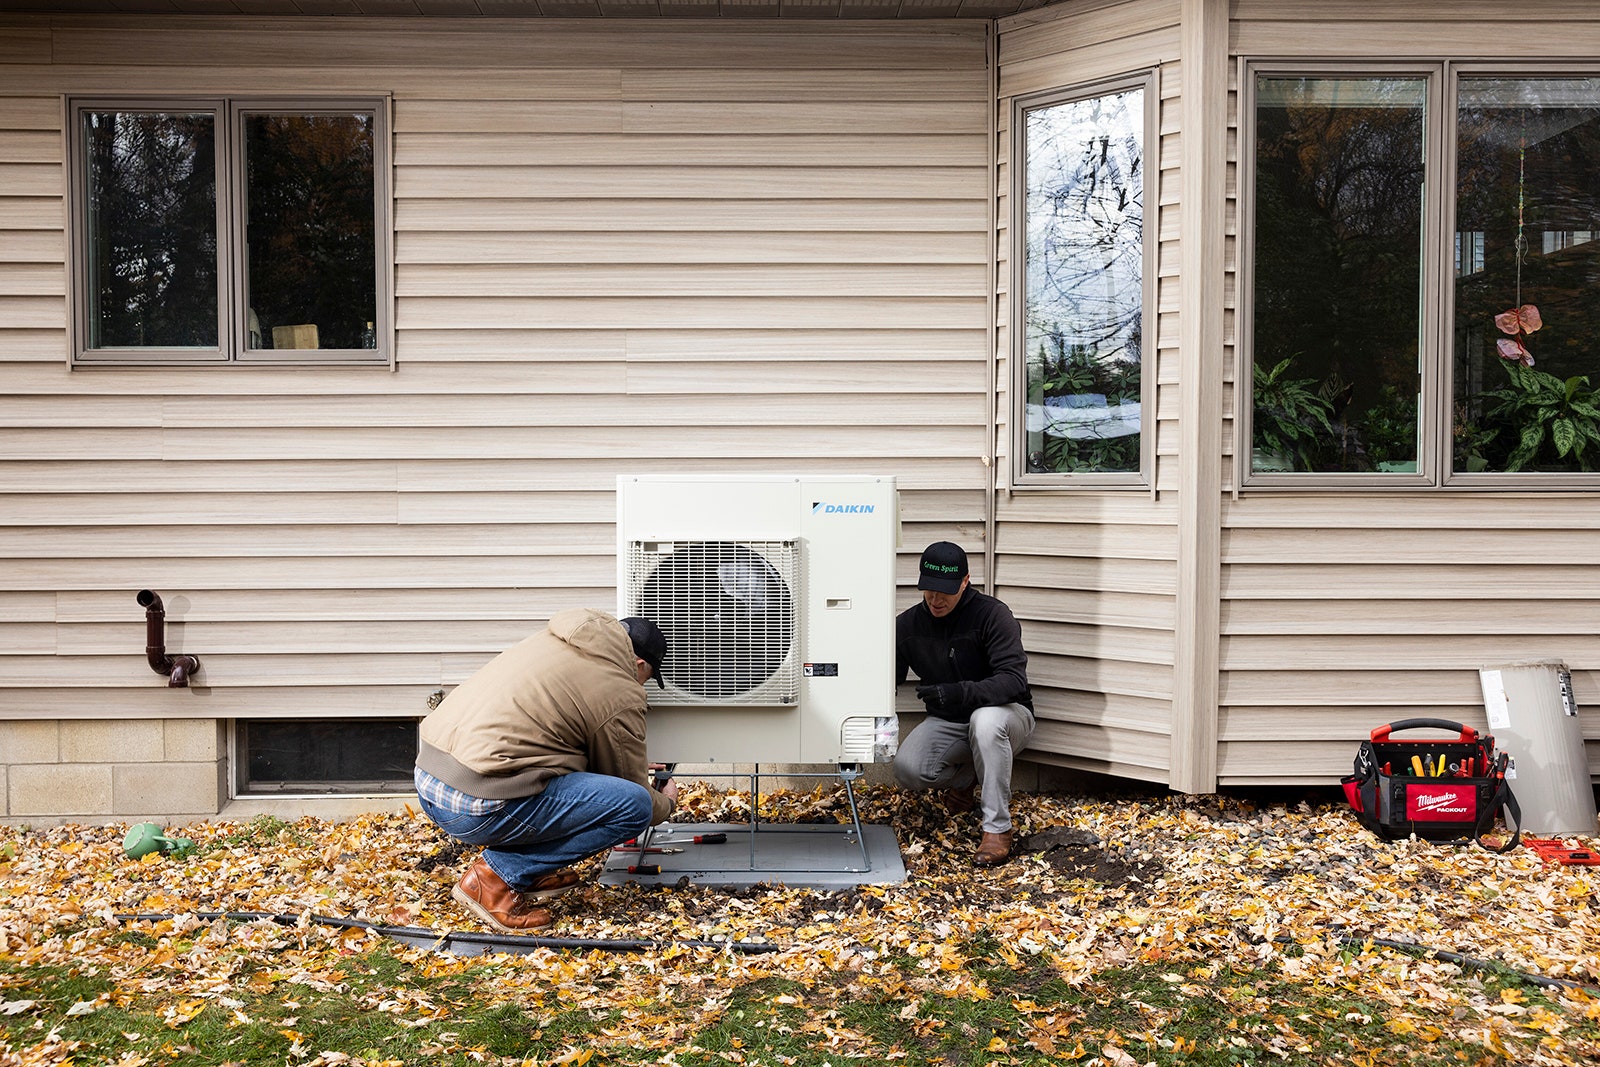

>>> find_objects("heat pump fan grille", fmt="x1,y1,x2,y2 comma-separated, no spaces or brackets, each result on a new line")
627,540,799,704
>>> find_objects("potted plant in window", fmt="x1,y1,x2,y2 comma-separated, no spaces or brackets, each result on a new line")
1251,355,1334,472
1362,384,1419,473
1470,305,1600,472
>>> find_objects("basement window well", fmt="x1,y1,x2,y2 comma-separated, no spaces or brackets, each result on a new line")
234,719,418,796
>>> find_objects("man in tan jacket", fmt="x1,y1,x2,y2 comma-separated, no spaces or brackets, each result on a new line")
414,608,676,933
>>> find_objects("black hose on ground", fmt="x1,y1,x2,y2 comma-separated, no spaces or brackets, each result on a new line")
111,911,782,957
109,911,1597,992
1279,930,1598,993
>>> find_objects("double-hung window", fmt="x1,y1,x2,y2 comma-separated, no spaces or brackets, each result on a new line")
1243,65,1600,486
69,97,390,365
1013,73,1156,485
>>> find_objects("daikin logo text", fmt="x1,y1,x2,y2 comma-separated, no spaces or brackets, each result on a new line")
812,502,876,514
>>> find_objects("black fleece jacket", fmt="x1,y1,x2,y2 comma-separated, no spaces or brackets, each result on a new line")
895,586,1033,723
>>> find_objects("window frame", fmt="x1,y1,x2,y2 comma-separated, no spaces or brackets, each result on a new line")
1009,71,1159,489
1239,60,1600,490
67,94,393,368
231,718,418,799
1441,63,1600,489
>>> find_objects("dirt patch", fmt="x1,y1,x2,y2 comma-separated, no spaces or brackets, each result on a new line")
1016,826,1162,888
413,839,468,873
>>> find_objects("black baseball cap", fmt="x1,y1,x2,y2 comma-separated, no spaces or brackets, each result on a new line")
621,616,668,688
917,541,969,595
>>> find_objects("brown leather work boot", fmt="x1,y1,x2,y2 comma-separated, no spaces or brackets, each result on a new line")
941,785,978,815
452,857,554,933
524,868,581,900
974,830,1013,867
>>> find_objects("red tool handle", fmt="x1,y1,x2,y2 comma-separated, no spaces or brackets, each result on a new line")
623,832,725,846
1369,718,1478,743
627,864,660,875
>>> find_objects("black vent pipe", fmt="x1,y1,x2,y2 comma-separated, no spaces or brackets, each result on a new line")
136,589,200,688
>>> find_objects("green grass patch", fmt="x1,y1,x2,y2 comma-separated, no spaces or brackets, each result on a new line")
4,939,1596,1067
207,814,312,851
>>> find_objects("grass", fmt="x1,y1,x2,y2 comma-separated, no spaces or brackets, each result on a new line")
2,930,1581,1066
207,814,313,852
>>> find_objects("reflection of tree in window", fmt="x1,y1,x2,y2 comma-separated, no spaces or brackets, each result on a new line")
245,114,376,351
1252,77,1425,473
1453,79,1600,473
1022,87,1144,475
84,111,218,348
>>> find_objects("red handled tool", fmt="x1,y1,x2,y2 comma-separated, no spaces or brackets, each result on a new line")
621,832,727,847
1524,838,1600,866
657,832,727,845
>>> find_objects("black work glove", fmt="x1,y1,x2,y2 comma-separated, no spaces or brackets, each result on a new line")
915,683,962,714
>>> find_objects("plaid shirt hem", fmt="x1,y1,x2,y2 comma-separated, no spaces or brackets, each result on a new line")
413,766,507,816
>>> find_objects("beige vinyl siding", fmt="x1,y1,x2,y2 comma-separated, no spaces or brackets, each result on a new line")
0,17,993,728
1216,493,1600,784
994,0,1183,783
1221,0,1600,784
1230,0,1600,56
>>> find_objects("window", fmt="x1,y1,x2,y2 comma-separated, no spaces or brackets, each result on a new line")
70,97,390,365
235,719,417,796
1244,66,1600,485
1014,75,1154,484
1248,75,1428,477
1453,77,1600,476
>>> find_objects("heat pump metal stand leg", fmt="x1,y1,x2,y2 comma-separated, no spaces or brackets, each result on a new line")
837,764,871,873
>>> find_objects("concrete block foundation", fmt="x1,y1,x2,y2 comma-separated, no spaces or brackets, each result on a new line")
3,717,227,827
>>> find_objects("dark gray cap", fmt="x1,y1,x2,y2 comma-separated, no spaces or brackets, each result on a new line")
621,616,667,688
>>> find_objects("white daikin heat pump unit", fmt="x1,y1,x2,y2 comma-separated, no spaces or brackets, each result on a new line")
616,474,899,766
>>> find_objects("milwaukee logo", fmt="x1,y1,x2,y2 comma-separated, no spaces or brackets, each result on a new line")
1413,793,1471,815
812,502,875,514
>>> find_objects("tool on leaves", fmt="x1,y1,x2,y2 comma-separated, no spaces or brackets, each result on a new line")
1523,838,1600,866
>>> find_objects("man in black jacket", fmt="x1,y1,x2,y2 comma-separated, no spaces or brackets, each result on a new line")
893,541,1035,866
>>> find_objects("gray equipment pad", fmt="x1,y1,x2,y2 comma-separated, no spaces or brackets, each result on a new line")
598,822,906,889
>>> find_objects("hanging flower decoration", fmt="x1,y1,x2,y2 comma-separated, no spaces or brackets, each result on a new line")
1494,303,1540,367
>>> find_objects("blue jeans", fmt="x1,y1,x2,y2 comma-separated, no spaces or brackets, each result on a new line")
417,771,656,891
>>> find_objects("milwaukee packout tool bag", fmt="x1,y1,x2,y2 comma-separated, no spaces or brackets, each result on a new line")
1341,718,1522,853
